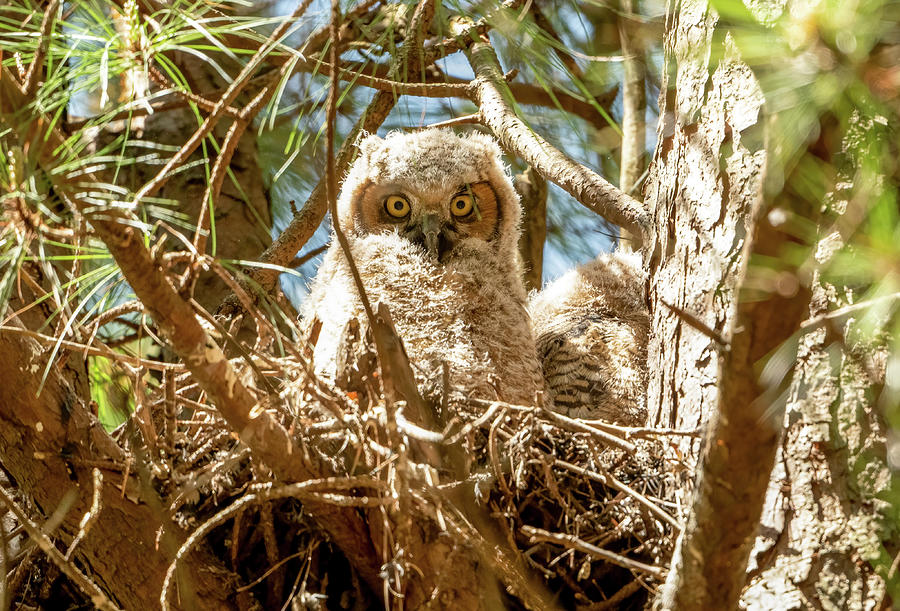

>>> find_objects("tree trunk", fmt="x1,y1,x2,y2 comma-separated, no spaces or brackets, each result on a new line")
644,0,889,608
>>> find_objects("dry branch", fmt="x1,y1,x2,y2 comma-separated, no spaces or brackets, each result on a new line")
457,29,651,241
0,66,385,598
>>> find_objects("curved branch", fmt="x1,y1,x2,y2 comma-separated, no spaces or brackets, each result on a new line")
459,32,651,241
0,65,384,597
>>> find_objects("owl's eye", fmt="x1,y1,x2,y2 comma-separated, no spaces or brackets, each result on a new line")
384,195,411,218
450,193,475,217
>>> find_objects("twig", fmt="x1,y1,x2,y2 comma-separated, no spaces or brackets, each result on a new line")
289,244,328,268
660,298,729,348
64,469,103,560
553,459,682,532
146,65,243,119
799,291,900,333
521,525,665,580
316,60,472,97
531,2,585,80
582,578,643,610
23,0,60,95
0,325,175,371
418,112,482,129
0,487,122,611
539,408,637,453
194,64,291,254
89,300,143,330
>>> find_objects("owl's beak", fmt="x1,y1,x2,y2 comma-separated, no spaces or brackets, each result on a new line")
419,213,447,259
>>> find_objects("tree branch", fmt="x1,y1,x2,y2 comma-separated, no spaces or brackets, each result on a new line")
617,0,647,249
0,65,384,598
457,30,651,241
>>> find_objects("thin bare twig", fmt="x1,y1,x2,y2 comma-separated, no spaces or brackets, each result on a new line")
23,0,60,95
0,487,122,611
0,325,174,371
521,525,665,580
660,298,729,348
64,469,103,561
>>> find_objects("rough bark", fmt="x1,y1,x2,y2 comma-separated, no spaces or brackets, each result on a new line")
645,0,763,455
0,324,243,610
742,118,891,611
647,1,890,609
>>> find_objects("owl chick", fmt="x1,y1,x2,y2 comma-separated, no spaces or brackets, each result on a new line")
528,251,649,425
302,129,544,406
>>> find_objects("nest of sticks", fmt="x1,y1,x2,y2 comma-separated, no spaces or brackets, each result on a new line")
133,319,684,609
4,323,686,610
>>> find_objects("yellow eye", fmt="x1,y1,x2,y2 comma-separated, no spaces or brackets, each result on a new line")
384,195,411,218
450,193,474,217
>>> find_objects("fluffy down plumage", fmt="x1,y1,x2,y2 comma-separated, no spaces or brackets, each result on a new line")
302,129,544,406
528,251,649,425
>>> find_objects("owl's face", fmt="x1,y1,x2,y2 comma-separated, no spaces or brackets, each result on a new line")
351,179,500,260
337,128,522,264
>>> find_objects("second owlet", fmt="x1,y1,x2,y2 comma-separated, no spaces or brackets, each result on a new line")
302,129,544,405
528,251,649,426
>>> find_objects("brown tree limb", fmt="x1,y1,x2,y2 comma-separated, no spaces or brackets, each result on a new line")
522,525,666,579
302,58,616,126
0,66,385,598
457,30,651,241
617,0,647,250
0,323,244,610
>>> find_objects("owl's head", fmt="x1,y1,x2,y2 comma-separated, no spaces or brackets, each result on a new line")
337,128,521,262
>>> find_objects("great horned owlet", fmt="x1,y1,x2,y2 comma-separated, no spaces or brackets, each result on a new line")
528,251,649,425
302,128,544,405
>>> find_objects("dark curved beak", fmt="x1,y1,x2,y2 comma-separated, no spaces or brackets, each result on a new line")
421,214,441,259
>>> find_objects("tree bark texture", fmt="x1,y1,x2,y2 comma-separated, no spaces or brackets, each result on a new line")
0,325,243,610
645,0,765,461
742,120,891,610
646,1,889,608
